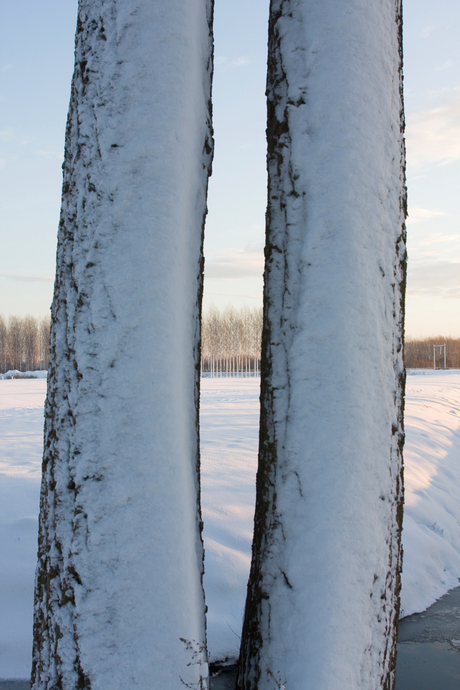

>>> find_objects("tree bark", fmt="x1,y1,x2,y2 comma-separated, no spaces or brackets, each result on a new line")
237,1,406,688
31,1,213,688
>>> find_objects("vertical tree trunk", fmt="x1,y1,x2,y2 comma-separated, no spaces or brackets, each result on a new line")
32,1,213,688
237,1,406,689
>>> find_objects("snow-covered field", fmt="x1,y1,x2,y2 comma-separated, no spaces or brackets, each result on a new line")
400,370,460,617
0,379,45,679
1,370,459,677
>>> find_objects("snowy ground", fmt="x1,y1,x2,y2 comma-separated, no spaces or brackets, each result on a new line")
1,370,460,677
400,370,460,617
0,379,45,679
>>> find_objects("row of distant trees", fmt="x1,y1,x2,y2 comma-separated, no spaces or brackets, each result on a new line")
202,311,460,373
1,311,458,374
201,306,263,376
0,315,51,373
405,337,460,369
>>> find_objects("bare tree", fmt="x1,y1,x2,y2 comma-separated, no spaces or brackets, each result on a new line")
38,316,51,371
237,1,406,688
23,315,39,371
8,316,24,371
0,315,7,373
201,306,262,376
32,1,214,688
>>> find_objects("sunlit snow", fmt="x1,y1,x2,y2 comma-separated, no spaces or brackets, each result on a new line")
0,370,459,677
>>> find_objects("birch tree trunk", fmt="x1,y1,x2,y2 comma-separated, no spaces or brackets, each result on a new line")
31,1,213,688
237,1,406,688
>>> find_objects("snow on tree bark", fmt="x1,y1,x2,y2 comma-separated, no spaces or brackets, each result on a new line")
31,1,213,688
237,1,406,689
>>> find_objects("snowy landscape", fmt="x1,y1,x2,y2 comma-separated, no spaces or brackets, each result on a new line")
1,0,458,684
1,369,460,678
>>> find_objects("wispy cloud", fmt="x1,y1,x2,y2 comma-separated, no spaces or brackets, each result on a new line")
32,149,63,161
215,56,250,70
205,245,263,280
424,85,460,101
0,272,53,283
2,64,12,72
407,260,460,298
420,233,460,246
0,127,33,146
0,127,15,143
409,231,460,265
232,57,249,67
406,93,460,169
406,207,448,224
204,291,262,300
421,25,437,39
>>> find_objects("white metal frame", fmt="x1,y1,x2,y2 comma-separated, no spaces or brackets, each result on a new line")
433,343,446,369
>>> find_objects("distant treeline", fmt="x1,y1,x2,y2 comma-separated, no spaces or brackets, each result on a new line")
0,315,50,373
202,309,460,374
405,337,460,369
1,311,457,374
202,306,263,376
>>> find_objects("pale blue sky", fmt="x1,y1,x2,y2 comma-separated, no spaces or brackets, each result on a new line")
1,0,459,337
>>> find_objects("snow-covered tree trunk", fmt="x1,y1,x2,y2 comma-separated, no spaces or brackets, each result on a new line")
237,1,406,689
31,1,213,689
